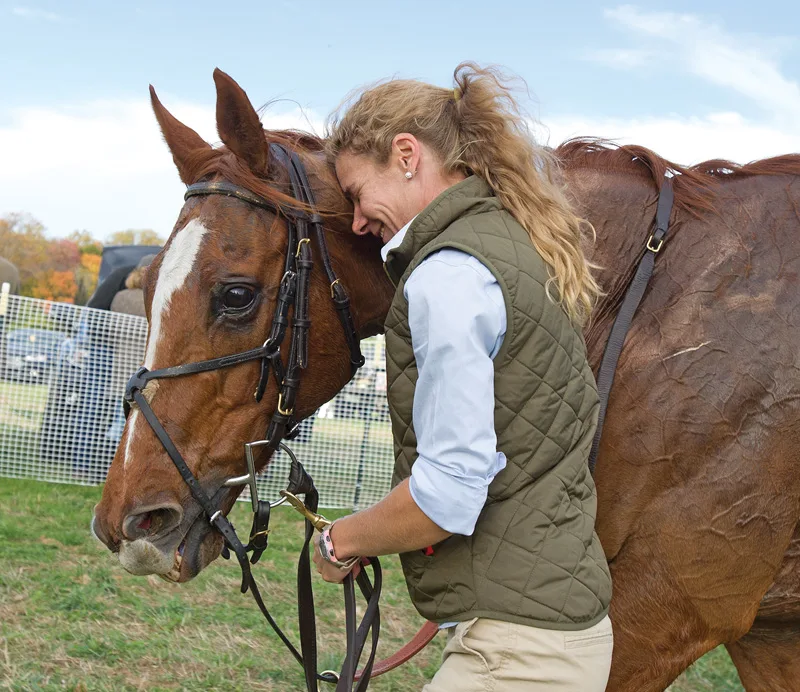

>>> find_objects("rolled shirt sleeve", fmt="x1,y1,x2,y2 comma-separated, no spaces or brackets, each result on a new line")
404,249,507,536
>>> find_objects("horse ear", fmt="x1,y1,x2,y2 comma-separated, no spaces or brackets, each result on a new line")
213,68,269,176
149,85,211,185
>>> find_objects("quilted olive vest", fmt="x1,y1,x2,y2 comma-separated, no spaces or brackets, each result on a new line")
384,176,611,630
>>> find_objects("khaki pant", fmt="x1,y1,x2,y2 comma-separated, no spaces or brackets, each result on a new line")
422,615,613,691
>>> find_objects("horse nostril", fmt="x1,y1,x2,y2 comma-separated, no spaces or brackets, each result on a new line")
91,513,119,552
123,504,183,541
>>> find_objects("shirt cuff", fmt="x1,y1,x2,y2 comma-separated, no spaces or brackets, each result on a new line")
409,455,489,536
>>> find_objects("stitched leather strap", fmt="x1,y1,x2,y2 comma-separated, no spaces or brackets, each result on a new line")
356,620,439,681
588,176,674,474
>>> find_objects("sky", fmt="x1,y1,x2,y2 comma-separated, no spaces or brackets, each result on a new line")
1,1,798,239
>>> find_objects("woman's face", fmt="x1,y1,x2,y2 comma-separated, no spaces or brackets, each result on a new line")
335,136,424,245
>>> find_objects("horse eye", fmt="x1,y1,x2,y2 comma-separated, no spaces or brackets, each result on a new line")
221,285,255,311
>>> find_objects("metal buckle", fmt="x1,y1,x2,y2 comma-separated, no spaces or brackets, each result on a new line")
646,234,664,253
249,528,271,541
329,278,341,298
295,237,310,258
277,391,293,416
319,670,340,690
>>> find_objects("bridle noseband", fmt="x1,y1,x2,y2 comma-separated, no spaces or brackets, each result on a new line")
123,143,379,691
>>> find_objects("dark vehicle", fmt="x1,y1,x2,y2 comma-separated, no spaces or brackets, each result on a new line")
96,245,161,284
87,244,161,311
2,328,67,382
39,246,157,481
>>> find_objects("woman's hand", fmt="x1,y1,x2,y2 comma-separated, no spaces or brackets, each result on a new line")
312,537,360,583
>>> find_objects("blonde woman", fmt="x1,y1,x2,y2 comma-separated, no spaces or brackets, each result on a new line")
313,63,613,690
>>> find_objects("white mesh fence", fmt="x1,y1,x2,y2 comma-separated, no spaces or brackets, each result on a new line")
0,295,394,509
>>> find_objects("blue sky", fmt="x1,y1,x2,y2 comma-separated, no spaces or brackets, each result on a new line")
1,1,798,238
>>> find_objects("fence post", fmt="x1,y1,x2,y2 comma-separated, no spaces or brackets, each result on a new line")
0,283,9,317
0,283,9,367
353,410,372,511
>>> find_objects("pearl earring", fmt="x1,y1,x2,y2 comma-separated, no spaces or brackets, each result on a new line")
405,171,413,180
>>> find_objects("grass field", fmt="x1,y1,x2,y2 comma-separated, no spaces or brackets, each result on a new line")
0,478,744,691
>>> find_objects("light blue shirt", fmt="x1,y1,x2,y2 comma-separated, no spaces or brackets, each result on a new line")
383,219,507,536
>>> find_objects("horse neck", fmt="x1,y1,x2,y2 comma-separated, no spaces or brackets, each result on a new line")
564,168,661,365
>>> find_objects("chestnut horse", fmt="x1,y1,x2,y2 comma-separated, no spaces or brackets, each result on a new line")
93,70,800,691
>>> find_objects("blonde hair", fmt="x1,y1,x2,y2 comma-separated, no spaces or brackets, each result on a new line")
326,62,601,325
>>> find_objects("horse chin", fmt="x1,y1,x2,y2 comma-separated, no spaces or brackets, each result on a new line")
171,513,225,582
144,486,240,583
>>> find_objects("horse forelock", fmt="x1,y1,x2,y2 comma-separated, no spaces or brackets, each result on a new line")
177,129,350,224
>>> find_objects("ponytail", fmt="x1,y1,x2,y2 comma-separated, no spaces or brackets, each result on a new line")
327,62,601,325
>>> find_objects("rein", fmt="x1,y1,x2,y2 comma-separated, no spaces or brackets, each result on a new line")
123,143,381,690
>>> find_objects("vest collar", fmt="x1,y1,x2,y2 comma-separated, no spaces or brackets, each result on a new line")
384,175,499,285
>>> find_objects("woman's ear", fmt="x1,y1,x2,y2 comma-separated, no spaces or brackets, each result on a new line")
391,133,421,176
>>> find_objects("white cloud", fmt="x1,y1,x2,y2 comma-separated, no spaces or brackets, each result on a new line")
586,48,652,70
12,6,62,22
603,5,800,122
3,7,799,239
0,99,322,239
3,96,795,241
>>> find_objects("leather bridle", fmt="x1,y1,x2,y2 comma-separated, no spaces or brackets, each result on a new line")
123,142,382,690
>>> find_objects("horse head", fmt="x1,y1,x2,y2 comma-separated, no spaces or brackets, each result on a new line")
92,69,393,582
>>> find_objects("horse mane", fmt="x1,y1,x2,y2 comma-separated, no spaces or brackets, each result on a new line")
561,138,800,349
555,138,800,217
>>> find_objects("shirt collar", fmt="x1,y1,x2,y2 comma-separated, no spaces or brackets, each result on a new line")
381,215,418,262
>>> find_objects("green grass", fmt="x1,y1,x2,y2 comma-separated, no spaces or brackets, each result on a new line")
669,648,744,692
0,478,440,691
0,478,744,690
0,381,48,430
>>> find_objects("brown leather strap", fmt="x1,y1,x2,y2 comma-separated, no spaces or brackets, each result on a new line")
588,175,674,475
355,620,439,681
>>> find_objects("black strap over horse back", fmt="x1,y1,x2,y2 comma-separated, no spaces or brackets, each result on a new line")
125,142,379,690
588,175,675,475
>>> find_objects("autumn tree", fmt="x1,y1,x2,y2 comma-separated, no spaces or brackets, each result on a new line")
68,230,104,304
107,229,165,246
30,270,78,303
74,253,102,305
0,213,49,293
1,214,105,304
68,230,103,256
50,238,81,272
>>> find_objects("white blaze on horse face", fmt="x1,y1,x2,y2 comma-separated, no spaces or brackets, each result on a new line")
124,219,209,468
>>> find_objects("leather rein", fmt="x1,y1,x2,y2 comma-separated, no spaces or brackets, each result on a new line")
123,142,385,690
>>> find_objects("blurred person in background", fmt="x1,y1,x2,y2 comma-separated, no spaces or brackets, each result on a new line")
109,254,155,317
